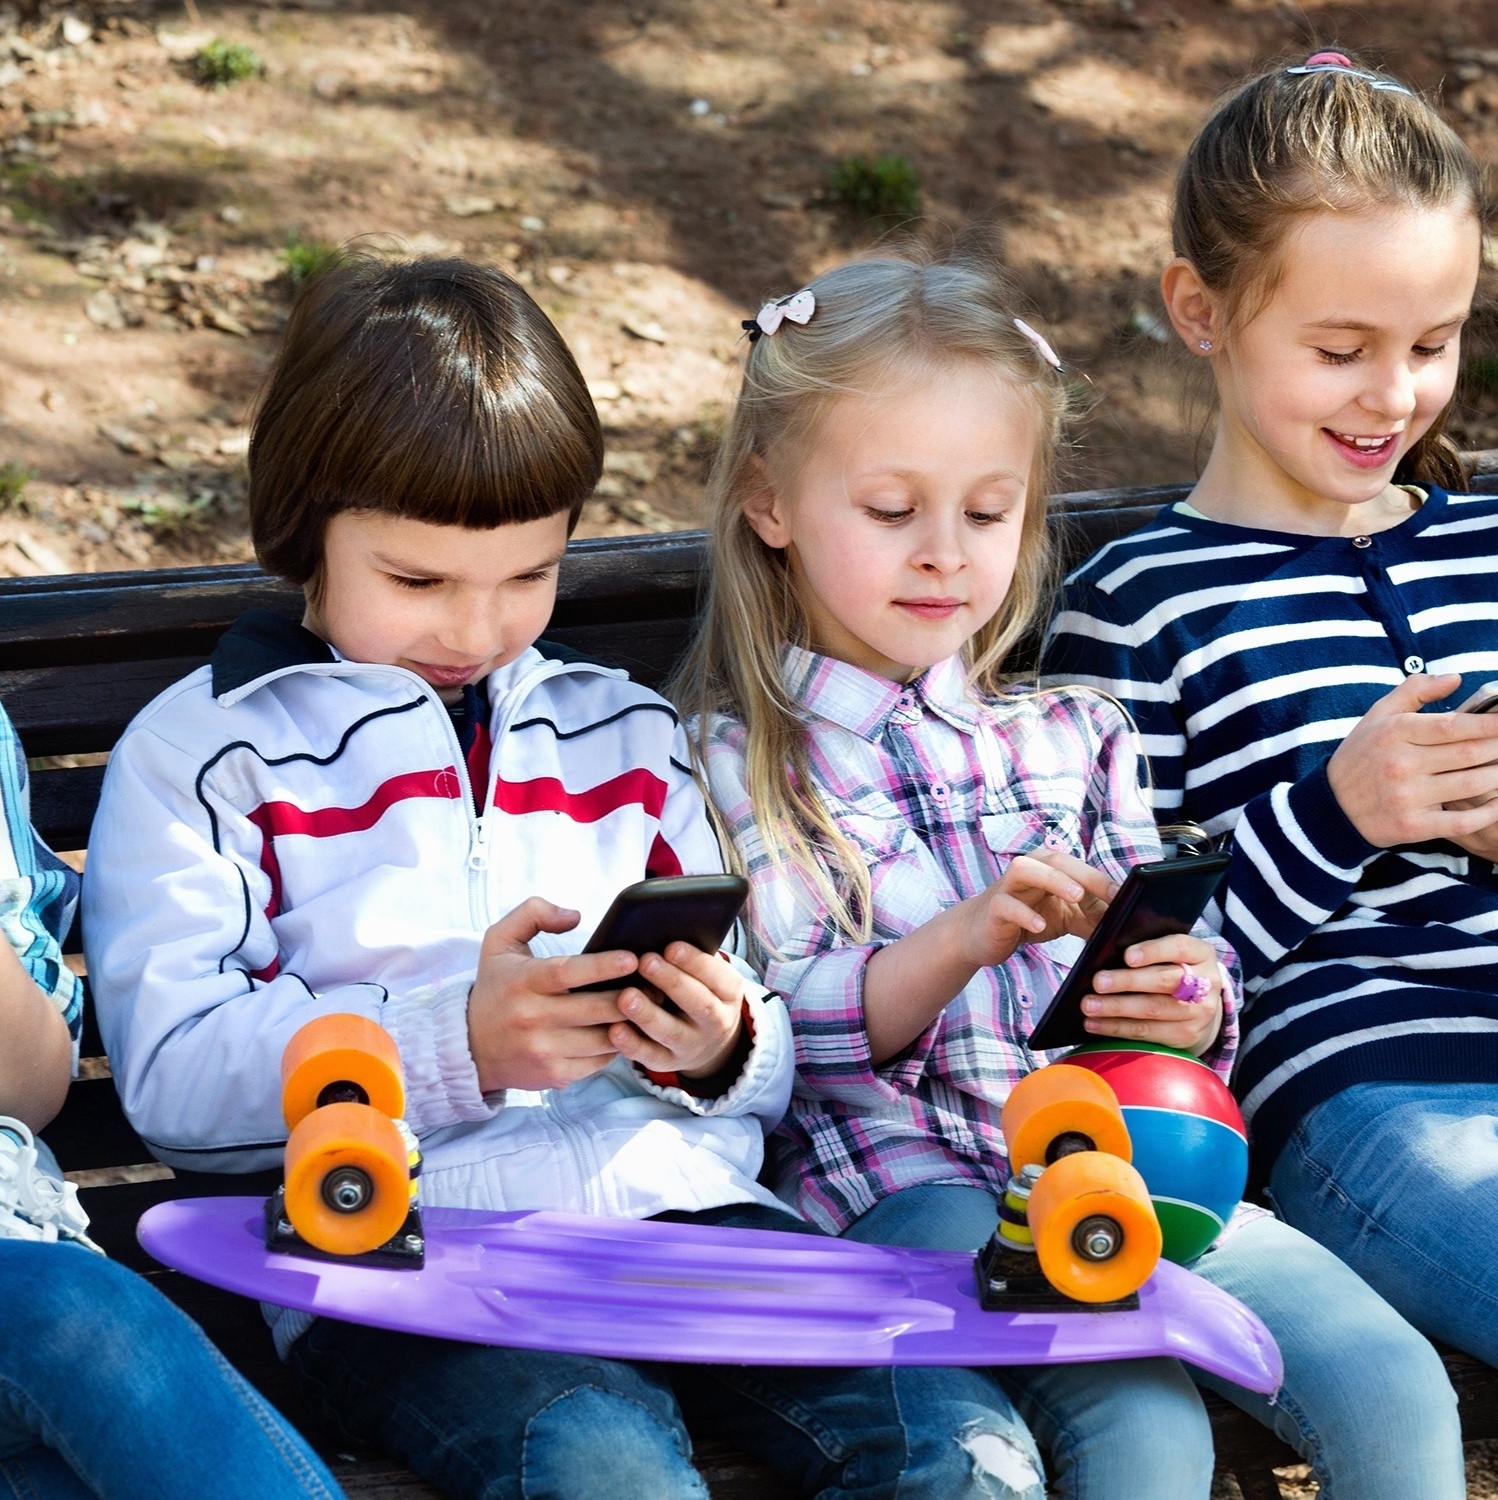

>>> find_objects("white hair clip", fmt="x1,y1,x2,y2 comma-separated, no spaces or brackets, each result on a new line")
1014,318,1064,373
1284,51,1413,95
742,288,816,343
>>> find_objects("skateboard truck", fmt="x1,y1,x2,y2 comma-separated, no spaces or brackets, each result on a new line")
264,1184,426,1268
976,1164,1140,1313
268,1015,428,1269
975,1065,1172,1315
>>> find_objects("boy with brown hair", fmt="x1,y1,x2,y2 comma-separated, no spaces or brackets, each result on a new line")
84,257,1042,1500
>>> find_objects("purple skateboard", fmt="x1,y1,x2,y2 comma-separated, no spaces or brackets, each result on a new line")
139,1197,1281,1392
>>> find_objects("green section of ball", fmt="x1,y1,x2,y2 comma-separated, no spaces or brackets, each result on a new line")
1152,1198,1222,1265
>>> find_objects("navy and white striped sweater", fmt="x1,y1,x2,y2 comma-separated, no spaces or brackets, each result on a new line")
1042,487,1498,1166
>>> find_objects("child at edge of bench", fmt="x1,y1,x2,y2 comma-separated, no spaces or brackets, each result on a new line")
0,699,344,1500
675,246,1466,1499
83,255,1053,1500
1044,52,1498,1410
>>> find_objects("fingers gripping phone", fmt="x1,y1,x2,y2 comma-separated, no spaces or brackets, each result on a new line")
1025,852,1231,1051
569,875,750,993
1458,681,1498,714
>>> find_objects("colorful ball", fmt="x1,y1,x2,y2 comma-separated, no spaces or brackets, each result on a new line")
1064,1042,1247,1264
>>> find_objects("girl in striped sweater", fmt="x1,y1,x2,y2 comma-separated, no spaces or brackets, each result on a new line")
1044,53,1498,1375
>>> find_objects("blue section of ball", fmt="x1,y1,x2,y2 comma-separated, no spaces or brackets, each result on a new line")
1119,1106,1247,1231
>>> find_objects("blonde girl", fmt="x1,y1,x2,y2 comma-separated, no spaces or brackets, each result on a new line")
1045,52,1498,1384
677,250,1463,1498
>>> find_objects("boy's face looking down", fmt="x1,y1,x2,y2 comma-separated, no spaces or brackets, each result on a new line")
305,510,571,702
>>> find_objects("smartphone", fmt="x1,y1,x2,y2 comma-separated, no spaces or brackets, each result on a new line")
1025,852,1231,1051
1458,681,1498,714
569,875,750,993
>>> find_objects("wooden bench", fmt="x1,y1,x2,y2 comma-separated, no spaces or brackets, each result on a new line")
7,465,1498,1500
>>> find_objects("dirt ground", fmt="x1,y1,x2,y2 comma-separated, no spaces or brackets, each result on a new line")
1,0,1497,576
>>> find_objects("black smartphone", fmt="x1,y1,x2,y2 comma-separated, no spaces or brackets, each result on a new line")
569,875,750,993
1025,852,1231,1051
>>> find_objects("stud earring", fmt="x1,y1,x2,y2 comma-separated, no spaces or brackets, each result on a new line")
1198,339,1213,352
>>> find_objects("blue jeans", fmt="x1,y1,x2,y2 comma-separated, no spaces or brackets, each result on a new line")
1270,1079,1498,1366
0,1240,342,1500
289,1202,1046,1500
846,1183,1463,1500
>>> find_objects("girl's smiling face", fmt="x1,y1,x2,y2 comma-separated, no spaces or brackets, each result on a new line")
1175,201,1481,533
742,360,1038,681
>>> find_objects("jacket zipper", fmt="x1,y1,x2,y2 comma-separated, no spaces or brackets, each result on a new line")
547,1086,603,1215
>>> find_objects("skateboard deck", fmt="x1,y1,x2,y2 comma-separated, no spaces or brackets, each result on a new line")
138,1197,1281,1393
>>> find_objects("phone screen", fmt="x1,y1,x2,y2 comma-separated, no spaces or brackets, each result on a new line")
570,875,749,993
1025,853,1230,1052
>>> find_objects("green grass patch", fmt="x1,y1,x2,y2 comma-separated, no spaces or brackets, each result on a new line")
196,39,262,88
281,235,345,286
122,488,217,536
0,461,36,512
827,154,922,222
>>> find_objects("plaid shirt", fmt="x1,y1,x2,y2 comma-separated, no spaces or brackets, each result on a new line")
1,701,82,1054
705,647,1239,1234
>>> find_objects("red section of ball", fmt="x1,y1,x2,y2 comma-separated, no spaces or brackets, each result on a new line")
1066,1044,1246,1140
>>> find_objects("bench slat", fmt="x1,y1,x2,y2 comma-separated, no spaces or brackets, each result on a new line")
30,764,106,854
44,1076,153,1174
0,532,706,664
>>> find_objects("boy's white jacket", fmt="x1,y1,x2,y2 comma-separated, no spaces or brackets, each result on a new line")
84,610,793,1224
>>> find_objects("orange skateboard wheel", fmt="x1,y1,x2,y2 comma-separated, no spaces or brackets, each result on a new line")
283,1101,412,1256
281,1014,404,1131
1002,1064,1132,1171
1028,1150,1161,1303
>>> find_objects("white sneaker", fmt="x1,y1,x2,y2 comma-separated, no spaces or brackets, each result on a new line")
0,1116,102,1252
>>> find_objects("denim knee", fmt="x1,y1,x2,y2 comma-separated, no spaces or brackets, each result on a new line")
520,1385,708,1500
887,1366,1045,1500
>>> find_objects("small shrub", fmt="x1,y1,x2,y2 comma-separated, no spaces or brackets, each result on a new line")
122,487,217,536
827,154,922,221
281,236,345,287
196,39,261,88
0,461,36,511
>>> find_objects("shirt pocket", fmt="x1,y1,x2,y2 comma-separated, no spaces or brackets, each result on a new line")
979,806,1085,865
834,812,950,937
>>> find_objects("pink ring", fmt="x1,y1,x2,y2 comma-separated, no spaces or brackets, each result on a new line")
1173,970,1211,1004
1304,50,1354,68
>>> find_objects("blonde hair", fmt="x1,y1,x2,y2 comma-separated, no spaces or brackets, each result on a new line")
1174,53,1490,491
670,251,1068,942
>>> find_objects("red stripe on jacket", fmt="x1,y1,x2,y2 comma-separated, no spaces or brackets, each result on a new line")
492,767,668,823
243,767,464,978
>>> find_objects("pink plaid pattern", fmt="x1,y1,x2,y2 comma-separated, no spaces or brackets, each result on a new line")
704,647,1239,1234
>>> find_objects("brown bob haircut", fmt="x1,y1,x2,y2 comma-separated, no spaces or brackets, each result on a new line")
249,255,603,588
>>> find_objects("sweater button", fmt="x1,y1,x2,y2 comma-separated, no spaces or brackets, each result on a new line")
1352,535,1372,548
1404,655,1425,675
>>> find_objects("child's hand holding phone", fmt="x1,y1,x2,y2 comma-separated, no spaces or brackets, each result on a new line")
1082,932,1223,1055
467,897,641,1093
607,944,748,1081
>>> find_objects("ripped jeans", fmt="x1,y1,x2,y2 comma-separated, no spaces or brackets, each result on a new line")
289,1201,1044,1500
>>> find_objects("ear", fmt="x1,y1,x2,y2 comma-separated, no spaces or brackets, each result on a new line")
740,455,793,550
1160,258,1219,356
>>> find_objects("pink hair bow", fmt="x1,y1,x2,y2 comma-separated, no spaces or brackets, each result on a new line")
742,289,816,343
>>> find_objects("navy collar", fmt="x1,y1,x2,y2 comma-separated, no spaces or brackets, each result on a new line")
210,609,335,697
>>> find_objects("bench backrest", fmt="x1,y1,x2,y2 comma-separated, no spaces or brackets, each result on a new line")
8,465,1495,1261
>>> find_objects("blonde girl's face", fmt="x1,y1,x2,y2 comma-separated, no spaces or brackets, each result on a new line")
743,360,1039,682
1212,202,1481,524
